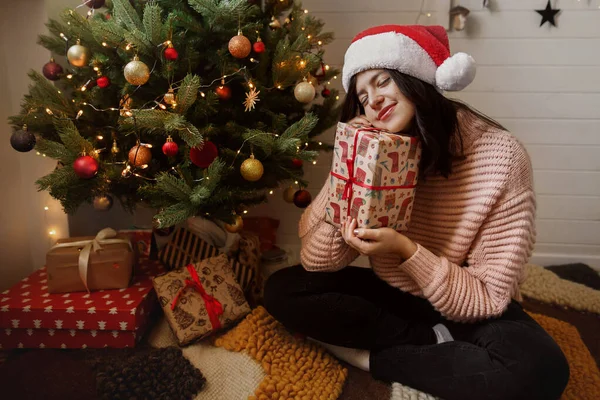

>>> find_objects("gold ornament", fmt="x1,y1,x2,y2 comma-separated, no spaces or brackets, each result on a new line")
124,55,150,86
244,87,260,112
228,31,252,59
240,154,264,182
67,39,91,68
224,214,244,233
111,139,119,154
128,144,152,167
269,16,281,29
163,88,176,105
283,186,296,203
294,79,316,104
93,194,113,211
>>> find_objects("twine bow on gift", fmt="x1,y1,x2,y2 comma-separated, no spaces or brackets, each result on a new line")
171,264,223,330
49,227,132,293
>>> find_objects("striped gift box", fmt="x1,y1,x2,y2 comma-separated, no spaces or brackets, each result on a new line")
158,227,254,292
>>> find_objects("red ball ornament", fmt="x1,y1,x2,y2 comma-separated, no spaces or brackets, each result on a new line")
190,141,218,168
42,59,63,81
293,189,312,209
73,155,99,179
215,85,231,100
162,136,179,157
164,46,178,61
291,158,303,168
253,40,265,54
96,75,110,88
321,88,331,98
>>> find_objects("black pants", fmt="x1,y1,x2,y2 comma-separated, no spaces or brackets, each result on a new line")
264,265,570,400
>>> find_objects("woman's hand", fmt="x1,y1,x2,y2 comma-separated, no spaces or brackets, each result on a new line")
347,115,372,128
340,216,418,260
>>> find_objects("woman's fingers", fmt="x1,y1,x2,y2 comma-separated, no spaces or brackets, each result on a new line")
349,115,372,127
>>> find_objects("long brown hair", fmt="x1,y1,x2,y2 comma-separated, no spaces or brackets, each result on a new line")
340,69,505,178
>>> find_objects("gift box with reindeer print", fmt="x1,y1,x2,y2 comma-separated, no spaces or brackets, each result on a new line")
325,122,422,231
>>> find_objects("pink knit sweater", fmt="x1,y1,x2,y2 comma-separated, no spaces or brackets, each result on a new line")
299,109,536,322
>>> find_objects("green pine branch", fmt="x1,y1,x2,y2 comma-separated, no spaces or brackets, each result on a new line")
124,28,154,57
165,10,204,34
60,9,99,50
34,138,72,164
154,202,197,228
155,172,192,201
282,112,318,140
27,71,75,116
90,18,127,48
54,118,95,156
112,0,144,31
243,129,277,157
175,74,200,114
188,0,258,28
143,3,164,45
121,110,203,147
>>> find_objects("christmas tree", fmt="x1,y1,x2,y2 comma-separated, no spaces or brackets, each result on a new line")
8,0,340,230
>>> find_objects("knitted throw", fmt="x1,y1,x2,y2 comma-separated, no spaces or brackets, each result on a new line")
214,306,348,400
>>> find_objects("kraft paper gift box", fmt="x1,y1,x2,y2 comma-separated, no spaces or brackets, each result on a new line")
325,122,422,231
45,228,135,294
153,254,251,346
0,257,164,349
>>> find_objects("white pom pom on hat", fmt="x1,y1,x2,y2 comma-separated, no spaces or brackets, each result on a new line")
436,52,476,91
342,25,476,92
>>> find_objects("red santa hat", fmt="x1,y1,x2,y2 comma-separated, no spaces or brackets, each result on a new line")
342,25,476,92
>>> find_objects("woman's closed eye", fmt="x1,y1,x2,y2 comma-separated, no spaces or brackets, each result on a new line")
359,78,391,106
378,77,390,88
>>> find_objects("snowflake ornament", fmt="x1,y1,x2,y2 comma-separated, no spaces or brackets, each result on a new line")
243,87,260,112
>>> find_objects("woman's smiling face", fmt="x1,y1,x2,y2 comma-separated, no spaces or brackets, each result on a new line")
355,69,415,133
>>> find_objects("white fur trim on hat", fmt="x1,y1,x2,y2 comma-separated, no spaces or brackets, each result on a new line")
342,31,438,92
435,52,476,91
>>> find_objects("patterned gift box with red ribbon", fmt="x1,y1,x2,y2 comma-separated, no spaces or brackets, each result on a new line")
325,122,422,231
152,254,251,346
0,258,163,349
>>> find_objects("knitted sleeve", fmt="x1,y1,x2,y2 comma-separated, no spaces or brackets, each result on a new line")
370,139,536,322
299,182,360,271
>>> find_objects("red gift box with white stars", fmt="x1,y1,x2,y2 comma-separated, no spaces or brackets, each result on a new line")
0,257,164,349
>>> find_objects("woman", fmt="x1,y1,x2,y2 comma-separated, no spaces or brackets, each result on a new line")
264,25,569,400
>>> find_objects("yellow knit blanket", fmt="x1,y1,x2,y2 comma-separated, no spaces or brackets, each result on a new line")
215,306,348,400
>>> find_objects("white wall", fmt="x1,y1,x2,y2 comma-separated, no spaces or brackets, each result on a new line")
250,0,600,270
0,0,71,291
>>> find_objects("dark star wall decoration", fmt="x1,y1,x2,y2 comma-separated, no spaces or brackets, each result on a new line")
536,0,561,27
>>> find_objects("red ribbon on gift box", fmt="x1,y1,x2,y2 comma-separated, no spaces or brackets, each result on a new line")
331,127,417,217
171,264,223,330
